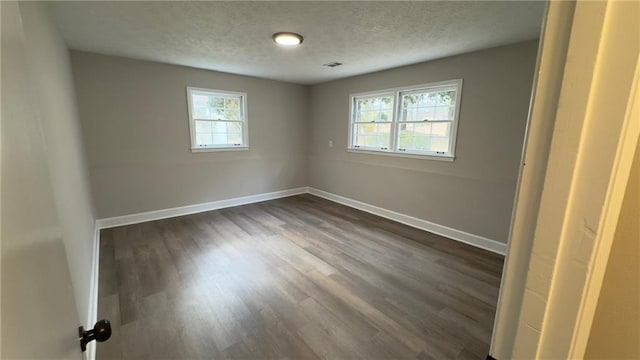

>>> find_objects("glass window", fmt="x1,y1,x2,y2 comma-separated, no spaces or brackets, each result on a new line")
348,80,462,159
187,87,248,151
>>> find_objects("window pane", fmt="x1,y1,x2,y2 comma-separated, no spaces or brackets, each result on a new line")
212,108,225,120
416,107,436,122
192,94,214,119
434,106,454,120
230,122,243,142
354,95,394,123
211,122,242,145
194,121,243,147
400,89,457,122
195,120,212,133
196,133,214,146
191,92,243,121
398,122,451,153
353,123,391,149
226,122,242,133
211,96,225,108
225,97,242,120
437,90,456,106
211,121,228,134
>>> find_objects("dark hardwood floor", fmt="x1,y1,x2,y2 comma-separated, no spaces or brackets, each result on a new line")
97,194,504,359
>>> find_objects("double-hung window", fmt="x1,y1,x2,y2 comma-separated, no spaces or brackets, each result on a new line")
351,93,395,151
349,79,462,160
187,87,248,151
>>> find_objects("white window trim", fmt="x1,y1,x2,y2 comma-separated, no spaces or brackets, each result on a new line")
346,148,455,162
347,79,463,160
186,86,249,152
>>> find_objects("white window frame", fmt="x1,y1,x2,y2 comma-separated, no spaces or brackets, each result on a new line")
348,79,463,161
186,86,249,152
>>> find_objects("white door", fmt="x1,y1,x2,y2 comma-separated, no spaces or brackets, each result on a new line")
1,1,82,358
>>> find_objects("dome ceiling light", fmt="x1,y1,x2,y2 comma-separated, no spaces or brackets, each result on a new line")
272,32,304,47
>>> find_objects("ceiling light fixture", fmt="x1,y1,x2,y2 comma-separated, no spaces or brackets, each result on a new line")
272,32,304,47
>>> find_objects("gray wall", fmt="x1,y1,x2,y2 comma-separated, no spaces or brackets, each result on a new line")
72,41,536,244
2,2,95,357
72,52,309,218
308,41,538,243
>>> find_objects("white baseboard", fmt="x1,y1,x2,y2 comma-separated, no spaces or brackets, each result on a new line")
95,187,308,229
307,187,507,255
95,185,505,255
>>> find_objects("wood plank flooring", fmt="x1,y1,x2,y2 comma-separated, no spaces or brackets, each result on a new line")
97,194,504,359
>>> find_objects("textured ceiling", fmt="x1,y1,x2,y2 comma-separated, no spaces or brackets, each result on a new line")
49,1,545,85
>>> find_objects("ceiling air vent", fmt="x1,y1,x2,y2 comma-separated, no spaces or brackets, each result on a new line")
323,62,343,68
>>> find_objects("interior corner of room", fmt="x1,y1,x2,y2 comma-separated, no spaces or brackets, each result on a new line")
2,1,638,359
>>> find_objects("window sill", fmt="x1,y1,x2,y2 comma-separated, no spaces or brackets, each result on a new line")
346,148,455,162
191,146,249,153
